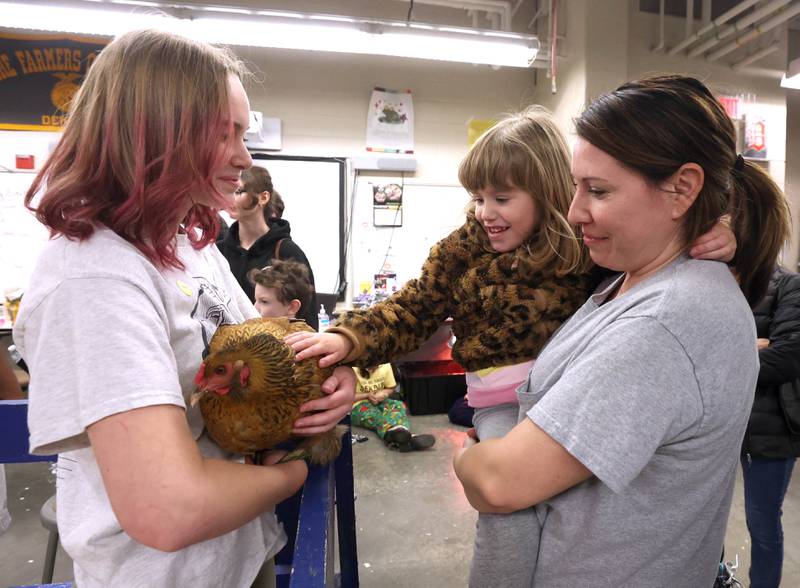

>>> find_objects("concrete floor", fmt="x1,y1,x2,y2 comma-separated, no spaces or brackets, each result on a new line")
2,413,800,587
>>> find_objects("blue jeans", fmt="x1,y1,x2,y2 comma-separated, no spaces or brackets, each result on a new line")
741,454,796,588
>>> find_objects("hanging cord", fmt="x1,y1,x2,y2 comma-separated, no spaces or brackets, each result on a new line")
407,0,414,22
376,172,404,276
550,0,558,94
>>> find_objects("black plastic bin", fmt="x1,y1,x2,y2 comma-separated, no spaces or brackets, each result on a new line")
397,360,467,416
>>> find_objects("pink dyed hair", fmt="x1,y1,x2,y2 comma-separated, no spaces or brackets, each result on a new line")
25,29,247,269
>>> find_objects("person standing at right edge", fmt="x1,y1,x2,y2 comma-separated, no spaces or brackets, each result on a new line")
741,266,800,588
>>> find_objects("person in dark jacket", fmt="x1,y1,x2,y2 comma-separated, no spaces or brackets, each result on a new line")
741,265,800,588
218,165,319,329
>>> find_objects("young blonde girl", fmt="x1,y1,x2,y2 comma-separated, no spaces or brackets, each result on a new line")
288,106,734,586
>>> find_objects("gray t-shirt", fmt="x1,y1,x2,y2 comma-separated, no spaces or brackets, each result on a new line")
520,256,757,587
14,228,285,588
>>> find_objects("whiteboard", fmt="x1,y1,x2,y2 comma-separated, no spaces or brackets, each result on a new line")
251,154,345,295
0,155,346,300
351,175,469,293
0,170,49,297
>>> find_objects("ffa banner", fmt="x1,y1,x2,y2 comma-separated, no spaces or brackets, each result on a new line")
0,33,108,131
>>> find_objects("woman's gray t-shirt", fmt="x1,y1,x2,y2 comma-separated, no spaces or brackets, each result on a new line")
520,257,757,587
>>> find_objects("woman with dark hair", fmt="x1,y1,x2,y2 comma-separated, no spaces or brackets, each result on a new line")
218,164,319,329
287,104,736,586
13,29,354,587
454,75,791,586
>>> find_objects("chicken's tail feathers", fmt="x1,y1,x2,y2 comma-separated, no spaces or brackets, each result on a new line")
280,426,347,466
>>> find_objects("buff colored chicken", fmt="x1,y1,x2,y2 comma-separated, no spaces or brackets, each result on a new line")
192,317,343,465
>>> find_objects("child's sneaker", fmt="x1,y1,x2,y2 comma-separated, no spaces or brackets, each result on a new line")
408,434,435,452
384,425,412,450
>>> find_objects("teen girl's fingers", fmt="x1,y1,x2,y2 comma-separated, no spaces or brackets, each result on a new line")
256,449,288,466
292,366,355,435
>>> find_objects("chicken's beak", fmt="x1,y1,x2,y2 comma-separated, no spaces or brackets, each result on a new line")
189,389,207,407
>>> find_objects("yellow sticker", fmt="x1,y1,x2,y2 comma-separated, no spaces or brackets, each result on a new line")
176,280,193,296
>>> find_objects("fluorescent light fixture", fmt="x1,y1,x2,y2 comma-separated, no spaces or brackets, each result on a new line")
0,1,539,68
781,56,800,89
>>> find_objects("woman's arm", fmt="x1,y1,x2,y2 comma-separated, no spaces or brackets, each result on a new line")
89,404,307,552
454,418,591,512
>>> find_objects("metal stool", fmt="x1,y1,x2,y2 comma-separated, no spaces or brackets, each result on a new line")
39,494,59,584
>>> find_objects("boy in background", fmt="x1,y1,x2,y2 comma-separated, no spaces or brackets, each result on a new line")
249,260,313,320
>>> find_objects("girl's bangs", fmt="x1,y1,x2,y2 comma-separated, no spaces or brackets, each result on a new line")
460,132,523,194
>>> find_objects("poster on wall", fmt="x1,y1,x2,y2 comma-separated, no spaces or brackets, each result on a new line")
366,87,414,153
0,32,108,131
372,182,403,227
743,115,767,159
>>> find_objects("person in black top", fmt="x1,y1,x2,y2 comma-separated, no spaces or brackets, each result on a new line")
218,165,319,329
741,266,800,588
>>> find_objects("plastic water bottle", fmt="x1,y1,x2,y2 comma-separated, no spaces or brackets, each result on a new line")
318,304,330,332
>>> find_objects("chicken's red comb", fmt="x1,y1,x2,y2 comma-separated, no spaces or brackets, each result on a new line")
193,363,207,387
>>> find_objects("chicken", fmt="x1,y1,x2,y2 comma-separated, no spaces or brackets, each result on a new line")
192,317,343,465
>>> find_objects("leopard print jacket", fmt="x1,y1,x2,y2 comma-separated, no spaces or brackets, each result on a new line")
330,215,594,372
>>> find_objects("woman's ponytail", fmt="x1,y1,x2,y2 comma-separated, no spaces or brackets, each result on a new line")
729,160,791,306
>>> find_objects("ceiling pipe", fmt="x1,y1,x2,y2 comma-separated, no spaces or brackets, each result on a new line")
390,0,514,30
669,0,759,55
652,0,666,52
688,0,792,58
732,43,780,69
707,1,800,62
528,2,546,29
701,0,712,25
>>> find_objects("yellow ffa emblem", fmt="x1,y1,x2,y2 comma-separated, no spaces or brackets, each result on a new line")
50,72,80,111
177,280,193,297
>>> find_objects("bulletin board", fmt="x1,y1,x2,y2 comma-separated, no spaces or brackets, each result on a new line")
350,174,469,294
